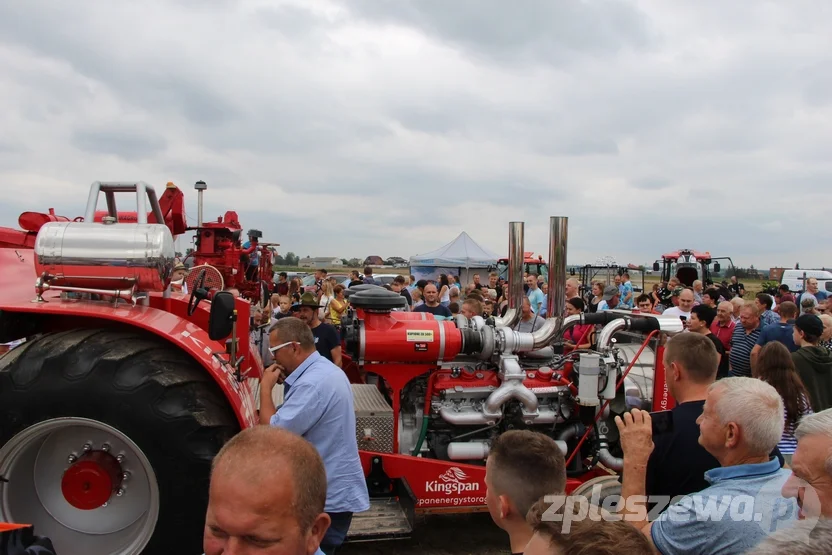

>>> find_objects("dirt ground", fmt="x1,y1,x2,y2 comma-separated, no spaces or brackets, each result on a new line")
339,513,512,555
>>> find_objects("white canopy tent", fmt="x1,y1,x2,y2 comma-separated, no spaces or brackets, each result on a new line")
409,232,500,285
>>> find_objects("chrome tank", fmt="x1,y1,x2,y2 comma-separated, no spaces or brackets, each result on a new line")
34,222,176,291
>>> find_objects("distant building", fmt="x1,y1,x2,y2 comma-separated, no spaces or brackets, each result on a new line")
299,257,343,269
363,255,384,266
769,267,787,282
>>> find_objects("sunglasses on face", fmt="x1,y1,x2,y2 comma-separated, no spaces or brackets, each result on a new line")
269,341,298,354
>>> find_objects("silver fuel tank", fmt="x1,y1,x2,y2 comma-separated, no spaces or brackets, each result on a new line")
34,222,176,291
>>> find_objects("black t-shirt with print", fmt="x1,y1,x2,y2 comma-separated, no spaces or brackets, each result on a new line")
311,323,340,361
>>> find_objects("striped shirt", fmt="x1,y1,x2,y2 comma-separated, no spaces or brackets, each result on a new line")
778,395,813,455
728,325,761,377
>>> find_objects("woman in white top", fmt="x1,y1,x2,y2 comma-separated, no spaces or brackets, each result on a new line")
318,281,335,323
438,274,451,307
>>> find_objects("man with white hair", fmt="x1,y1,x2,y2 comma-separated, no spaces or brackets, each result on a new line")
616,377,799,554
565,277,580,301
747,518,832,554
781,408,832,519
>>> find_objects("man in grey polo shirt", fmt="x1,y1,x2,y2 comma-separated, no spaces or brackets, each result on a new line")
615,377,799,554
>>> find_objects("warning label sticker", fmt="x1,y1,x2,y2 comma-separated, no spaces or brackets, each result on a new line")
406,329,435,342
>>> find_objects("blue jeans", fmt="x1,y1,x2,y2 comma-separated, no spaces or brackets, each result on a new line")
320,512,353,555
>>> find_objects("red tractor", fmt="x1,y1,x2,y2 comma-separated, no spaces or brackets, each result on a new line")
495,251,548,281
0,186,685,554
652,249,735,287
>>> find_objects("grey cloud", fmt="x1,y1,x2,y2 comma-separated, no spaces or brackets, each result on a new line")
348,0,657,64
253,4,332,38
631,177,671,190
0,3,238,126
1,1,831,267
73,129,167,160
802,59,832,106
556,138,620,156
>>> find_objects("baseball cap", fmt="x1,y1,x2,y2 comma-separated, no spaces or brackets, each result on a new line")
795,314,824,337
602,285,618,301
672,286,685,296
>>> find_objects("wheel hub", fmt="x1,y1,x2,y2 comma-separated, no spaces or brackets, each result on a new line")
61,451,124,510
0,417,159,554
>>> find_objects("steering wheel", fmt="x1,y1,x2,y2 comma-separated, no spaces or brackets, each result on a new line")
188,269,208,316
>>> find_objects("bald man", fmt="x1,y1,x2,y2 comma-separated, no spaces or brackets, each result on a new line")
203,426,330,555
711,301,736,354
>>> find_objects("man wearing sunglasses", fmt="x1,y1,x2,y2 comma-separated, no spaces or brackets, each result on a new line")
259,317,369,554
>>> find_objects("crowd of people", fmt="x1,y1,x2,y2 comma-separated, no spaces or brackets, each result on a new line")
214,267,832,555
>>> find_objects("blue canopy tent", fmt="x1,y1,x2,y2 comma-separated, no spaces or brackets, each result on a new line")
409,232,500,286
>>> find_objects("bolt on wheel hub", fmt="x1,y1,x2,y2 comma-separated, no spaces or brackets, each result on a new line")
61,450,124,510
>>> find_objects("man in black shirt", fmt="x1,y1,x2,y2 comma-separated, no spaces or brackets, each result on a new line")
728,275,745,298
413,284,452,318
391,275,412,309
347,270,363,288
645,333,720,502
292,292,342,367
688,304,729,378
645,333,782,504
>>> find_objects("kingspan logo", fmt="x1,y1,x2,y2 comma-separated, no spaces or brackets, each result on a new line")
425,467,481,495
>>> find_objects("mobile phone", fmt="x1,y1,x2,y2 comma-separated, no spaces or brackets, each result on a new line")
679,316,687,322
650,410,674,435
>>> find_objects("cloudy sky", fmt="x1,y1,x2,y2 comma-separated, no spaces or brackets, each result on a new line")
1,0,830,269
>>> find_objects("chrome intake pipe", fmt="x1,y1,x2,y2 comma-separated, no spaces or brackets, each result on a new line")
494,222,524,329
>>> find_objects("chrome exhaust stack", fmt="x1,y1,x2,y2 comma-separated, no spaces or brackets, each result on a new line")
529,216,568,349
494,221,524,328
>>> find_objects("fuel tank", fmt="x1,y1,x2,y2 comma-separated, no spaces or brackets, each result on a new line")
34,222,176,291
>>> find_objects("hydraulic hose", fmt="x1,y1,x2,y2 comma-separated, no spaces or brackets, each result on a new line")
411,418,429,456
411,371,442,456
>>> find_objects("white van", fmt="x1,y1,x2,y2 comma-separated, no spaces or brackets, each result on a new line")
780,269,832,294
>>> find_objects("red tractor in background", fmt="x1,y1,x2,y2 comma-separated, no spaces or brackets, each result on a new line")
0,184,686,555
652,249,735,287
495,251,548,281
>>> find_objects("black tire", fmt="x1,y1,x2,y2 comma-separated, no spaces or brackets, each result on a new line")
0,328,240,555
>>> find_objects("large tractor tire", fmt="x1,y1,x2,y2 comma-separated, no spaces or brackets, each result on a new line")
0,328,240,555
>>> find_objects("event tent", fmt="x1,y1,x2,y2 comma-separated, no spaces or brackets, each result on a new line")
409,232,500,285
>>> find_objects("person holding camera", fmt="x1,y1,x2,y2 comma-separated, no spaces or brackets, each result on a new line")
616,377,798,554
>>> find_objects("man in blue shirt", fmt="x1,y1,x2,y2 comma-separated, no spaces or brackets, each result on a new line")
242,231,260,281
260,318,370,554
615,377,799,554
620,272,635,309
750,301,799,367
203,426,330,555
525,273,545,314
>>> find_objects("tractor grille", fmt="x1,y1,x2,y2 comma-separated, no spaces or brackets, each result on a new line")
352,384,394,454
